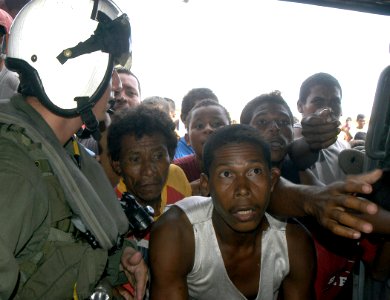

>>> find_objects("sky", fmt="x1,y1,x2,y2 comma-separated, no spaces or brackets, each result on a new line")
115,0,389,122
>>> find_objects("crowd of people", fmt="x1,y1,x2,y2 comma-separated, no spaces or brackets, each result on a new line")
0,0,388,300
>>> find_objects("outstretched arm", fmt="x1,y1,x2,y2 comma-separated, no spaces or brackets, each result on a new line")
268,169,382,239
149,206,194,300
351,204,390,235
289,109,341,170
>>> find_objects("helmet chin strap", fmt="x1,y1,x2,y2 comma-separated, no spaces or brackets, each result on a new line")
75,96,101,141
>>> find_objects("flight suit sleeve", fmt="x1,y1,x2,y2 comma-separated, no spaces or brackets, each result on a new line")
0,139,49,298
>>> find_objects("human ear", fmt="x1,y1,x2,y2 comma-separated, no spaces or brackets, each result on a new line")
184,133,191,146
297,100,303,114
110,159,122,176
199,173,210,196
270,167,281,192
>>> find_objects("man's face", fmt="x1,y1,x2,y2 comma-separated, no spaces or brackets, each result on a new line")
202,143,278,233
357,117,366,129
187,106,230,158
298,84,342,119
113,72,141,111
113,133,170,206
249,103,293,165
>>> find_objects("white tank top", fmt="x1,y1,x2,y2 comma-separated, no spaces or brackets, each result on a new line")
175,196,289,300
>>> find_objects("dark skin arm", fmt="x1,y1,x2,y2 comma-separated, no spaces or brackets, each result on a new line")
368,240,390,281
279,220,316,300
351,203,390,235
268,169,382,239
149,206,194,300
298,167,390,236
289,109,341,170
289,136,320,170
298,168,324,186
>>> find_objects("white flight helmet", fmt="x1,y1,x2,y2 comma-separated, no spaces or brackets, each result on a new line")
6,0,131,134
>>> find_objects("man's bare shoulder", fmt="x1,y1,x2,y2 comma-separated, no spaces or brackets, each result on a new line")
151,204,194,245
149,204,196,299
155,205,186,224
285,218,313,243
285,218,316,271
281,218,316,299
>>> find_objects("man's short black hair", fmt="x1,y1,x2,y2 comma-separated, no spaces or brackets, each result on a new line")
240,91,293,125
164,97,176,112
180,87,218,124
108,105,178,161
202,124,271,176
356,114,365,120
298,72,342,104
185,98,231,128
142,96,170,115
115,67,141,95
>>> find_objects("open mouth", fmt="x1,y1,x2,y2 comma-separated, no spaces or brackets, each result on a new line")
268,139,286,151
232,208,257,222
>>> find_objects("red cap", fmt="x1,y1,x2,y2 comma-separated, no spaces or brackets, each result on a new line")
0,8,13,33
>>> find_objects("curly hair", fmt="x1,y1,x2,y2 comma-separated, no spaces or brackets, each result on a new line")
107,105,178,161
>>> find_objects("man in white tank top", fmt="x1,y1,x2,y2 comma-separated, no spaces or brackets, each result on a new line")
149,125,316,300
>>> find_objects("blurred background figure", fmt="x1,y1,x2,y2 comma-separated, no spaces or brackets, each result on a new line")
142,96,170,115
340,116,353,141
164,97,180,134
350,131,367,151
164,97,177,122
349,113,368,139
